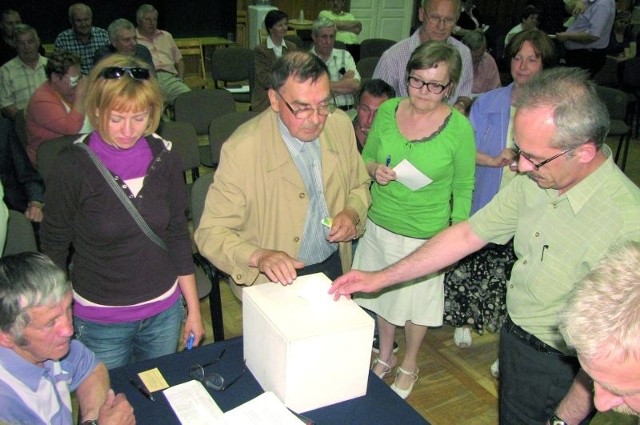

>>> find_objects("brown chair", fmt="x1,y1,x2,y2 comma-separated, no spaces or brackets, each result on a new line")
175,39,209,89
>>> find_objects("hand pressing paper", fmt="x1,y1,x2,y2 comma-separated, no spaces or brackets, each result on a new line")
393,159,433,190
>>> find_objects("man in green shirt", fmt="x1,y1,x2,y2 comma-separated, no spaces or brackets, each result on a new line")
331,67,640,425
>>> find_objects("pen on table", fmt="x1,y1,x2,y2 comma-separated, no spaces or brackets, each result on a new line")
130,378,155,401
187,332,195,350
385,155,391,167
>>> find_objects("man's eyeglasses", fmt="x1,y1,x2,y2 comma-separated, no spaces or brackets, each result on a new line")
189,349,247,391
513,144,574,170
407,76,451,94
275,90,336,119
427,14,456,27
101,66,150,81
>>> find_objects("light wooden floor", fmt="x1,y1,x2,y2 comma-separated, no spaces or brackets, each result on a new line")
193,129,640,425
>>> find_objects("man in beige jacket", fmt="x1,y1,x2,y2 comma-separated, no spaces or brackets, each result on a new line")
195,51,370,297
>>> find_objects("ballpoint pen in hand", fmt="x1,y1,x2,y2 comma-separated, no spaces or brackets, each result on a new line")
130,378,155,401
385,155,391,167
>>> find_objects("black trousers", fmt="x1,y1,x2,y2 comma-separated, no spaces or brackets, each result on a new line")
498,316,592,425
297,250,343,281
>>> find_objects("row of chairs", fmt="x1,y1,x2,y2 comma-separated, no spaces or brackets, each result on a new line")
188,37,398,106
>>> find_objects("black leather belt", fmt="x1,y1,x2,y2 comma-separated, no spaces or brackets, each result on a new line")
297,250,340,277
503,315,564,356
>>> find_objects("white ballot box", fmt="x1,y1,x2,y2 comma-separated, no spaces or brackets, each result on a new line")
243,272,375,413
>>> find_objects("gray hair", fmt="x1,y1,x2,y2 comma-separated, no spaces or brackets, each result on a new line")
268,51,329,91
514,67,609,150
406,40,462,94
311,17,336,37
0,253,70,345
68,3,91,23
137,4,158,24
560,242,640,362
108,18,135,42
13,24,39,45
421,0,462,17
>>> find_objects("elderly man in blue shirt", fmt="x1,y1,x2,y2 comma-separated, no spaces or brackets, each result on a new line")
0,253,135,425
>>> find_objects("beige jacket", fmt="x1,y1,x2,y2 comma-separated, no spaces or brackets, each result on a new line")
195,108,371,289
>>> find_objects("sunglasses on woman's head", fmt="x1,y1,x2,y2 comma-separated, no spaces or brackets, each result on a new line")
100,67,150,80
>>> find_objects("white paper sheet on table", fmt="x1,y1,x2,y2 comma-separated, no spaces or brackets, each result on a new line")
164,381,303,424
163,380,224,424
220,392,304,424
393,159,433,190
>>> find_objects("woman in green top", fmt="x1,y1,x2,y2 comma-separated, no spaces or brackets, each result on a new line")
354,41,475,399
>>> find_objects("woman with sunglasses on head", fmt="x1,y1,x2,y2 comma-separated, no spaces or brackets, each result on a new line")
41,54,204,369
25,49,92,166
444,29,556,376
353,41,475,399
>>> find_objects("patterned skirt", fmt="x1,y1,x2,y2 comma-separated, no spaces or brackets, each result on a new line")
443,240,516,334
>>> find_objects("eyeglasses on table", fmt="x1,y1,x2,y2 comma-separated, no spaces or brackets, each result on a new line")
189,348,247,391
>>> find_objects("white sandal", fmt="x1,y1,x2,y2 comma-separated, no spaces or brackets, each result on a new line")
371,357,393,379
390,367,419,399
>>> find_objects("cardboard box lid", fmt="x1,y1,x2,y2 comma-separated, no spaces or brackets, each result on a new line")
243,273,373,339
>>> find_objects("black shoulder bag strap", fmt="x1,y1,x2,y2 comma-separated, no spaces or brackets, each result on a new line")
75,142,168,252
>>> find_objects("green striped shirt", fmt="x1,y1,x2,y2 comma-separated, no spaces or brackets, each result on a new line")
470,148,640,353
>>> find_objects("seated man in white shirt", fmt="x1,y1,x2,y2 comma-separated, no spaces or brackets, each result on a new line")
135,4,190,105
310,17,360,111
0,25,47,120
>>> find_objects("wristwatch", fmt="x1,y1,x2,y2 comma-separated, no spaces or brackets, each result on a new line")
549,411,568,425
81,420,98,425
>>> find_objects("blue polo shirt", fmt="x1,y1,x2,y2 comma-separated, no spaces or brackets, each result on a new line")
0,340,99,425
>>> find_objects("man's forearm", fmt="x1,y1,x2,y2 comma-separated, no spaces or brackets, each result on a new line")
76,363,110,422
334,20,361,34
556,31,599,44
554,369,594,424
381,221,487,288
331,78,360,94
176,60,185,79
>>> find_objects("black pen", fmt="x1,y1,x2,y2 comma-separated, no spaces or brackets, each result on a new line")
541,244,549,261
130,378,155,401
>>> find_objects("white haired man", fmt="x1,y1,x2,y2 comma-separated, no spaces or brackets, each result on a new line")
561,242,640,419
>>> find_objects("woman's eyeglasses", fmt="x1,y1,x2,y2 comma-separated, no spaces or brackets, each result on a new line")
407,76,451,94
189,349,247,391
100,67,150,81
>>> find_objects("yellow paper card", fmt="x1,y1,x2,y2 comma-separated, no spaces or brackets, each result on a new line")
138,368,170,392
